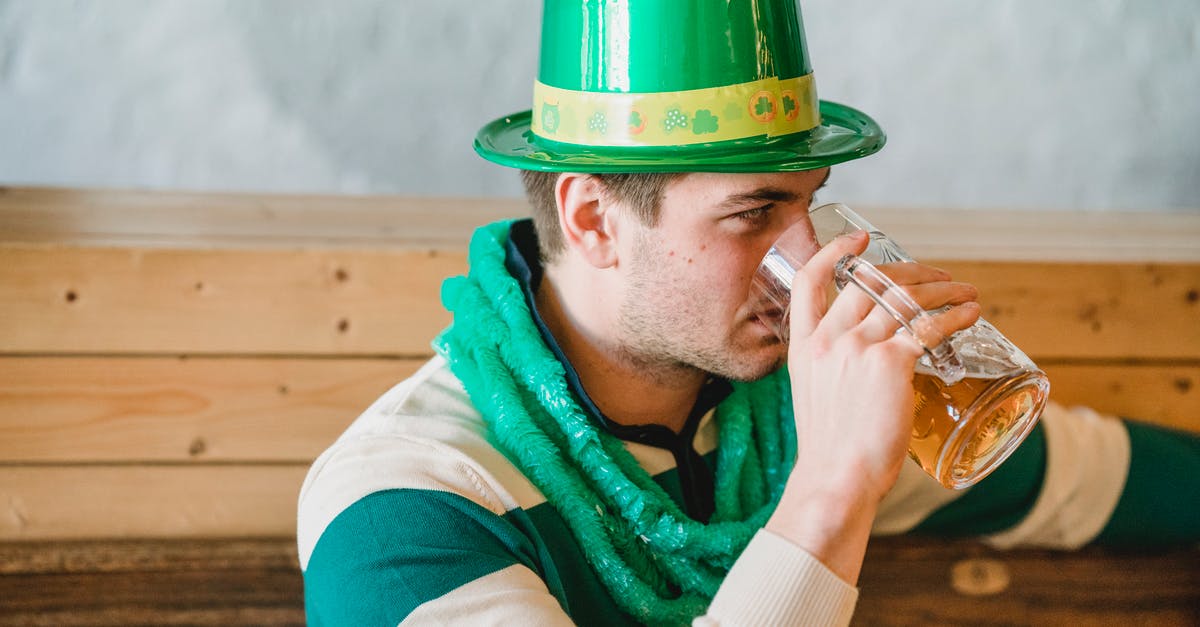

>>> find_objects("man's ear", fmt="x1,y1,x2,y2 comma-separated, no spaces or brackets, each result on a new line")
555,173,619,268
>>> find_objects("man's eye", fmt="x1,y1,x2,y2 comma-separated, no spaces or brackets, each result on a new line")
733,205,772,223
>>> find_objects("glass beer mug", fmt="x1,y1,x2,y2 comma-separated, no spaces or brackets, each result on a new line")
753,202,1049,489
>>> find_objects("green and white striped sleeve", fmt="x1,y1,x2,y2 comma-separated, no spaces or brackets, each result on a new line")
874,401,1200,549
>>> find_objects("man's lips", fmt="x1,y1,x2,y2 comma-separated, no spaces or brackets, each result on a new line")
747,307,785,339
751,307,784,323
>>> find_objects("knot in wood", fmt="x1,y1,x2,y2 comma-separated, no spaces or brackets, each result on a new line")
950,558,1010,596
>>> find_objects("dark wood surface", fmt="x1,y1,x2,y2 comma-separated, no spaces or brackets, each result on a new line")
0,539,304,626
855,536,1200,626
0,537,1196,626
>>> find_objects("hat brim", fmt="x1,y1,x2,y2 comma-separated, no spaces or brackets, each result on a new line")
474,100,885,173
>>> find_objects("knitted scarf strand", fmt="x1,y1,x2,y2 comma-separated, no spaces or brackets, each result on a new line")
434,221,796,625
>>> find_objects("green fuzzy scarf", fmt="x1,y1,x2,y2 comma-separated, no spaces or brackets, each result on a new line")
434,220,796,625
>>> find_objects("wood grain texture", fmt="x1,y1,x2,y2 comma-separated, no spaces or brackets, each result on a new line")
0,537,299,575
853,536,1200,626
0,572,305,626
0,466,307,540
4,245,1198,360
0,540,305,625
0,356,423,463
1039,362,1199,432
930,260,1200,361
4,186,1198,262
0,357,1193,467
0,186,525,250
0,244,465,355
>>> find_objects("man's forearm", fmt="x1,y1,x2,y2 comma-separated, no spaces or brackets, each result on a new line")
764,481,880,585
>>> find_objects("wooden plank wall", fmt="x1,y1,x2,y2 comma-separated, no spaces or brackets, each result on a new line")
1,187,1198,541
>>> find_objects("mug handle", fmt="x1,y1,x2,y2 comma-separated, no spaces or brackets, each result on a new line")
835,254,966,385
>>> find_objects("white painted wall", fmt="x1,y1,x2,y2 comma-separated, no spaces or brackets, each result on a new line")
1,0,1197,211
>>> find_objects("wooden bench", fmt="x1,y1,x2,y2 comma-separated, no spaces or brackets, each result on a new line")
1,186,1197,625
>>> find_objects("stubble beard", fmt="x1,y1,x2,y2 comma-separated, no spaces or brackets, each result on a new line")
616,244,784,384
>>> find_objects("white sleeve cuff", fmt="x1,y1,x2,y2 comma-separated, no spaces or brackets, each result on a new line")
698,529,858,627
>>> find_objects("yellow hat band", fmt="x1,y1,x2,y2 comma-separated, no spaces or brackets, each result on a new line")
530,74,820,147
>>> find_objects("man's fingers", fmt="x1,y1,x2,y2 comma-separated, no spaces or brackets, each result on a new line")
820,275,888,335
928,301,982,337
873,261,951,286
788,230,869,338
787,237,981,344
855,300,981,346
900,281,979,311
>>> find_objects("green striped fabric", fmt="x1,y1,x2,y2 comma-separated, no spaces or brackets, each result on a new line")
1095,420,1200,547
305,489,547,626
914,420,1200,545
305,460,705,625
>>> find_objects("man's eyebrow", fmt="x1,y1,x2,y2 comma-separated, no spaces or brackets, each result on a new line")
716,187,799,211
714,171,830,211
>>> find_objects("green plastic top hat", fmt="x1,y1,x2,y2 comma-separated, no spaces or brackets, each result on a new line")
474,0,886,173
